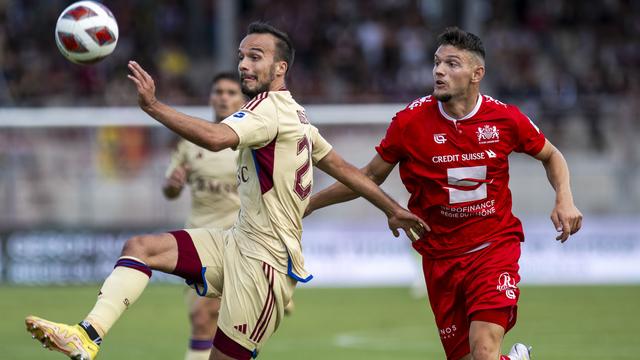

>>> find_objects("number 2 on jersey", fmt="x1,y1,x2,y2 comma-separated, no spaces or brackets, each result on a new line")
294,135,312,200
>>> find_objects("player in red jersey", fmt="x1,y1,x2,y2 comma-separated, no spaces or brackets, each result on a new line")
306,27,583,360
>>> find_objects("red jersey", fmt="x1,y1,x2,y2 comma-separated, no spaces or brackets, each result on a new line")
376,94,546,259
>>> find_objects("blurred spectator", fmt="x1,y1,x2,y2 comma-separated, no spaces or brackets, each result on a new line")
538,62,578,145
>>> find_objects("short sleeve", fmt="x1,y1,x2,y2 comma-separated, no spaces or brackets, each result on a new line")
309,126,332,164
375,113,406,164
512,106,546,155
165,139,187,178
221,98,278,149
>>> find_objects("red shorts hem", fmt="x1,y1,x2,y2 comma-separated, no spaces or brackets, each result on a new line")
470,306,517,332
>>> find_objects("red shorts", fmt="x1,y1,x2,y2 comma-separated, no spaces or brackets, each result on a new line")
422,239,521,360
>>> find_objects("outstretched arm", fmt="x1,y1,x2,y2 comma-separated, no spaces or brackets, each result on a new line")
127,61,238,152
534,139,583,242
307,153,395,215
315,150,429,239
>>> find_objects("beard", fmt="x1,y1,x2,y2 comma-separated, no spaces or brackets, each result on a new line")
241,81,270,98
241,66,276,98
433,91,452,102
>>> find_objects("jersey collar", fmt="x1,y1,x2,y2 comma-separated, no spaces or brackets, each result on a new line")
438,94,483,122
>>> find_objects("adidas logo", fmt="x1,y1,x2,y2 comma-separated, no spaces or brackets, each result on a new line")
234,324,247,334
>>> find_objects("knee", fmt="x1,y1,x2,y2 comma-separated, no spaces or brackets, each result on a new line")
121,235,154,259
191,306,218,335
470,341,500,360
208,299,221,319
469,317,505,360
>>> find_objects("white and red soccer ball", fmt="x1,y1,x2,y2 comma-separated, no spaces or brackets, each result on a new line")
55,1,118,64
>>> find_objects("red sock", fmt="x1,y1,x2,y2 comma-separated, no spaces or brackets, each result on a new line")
500,356,511,360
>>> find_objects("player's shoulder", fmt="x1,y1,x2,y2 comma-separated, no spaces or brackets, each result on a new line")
481,94,523,117
481,95,542,137
394,94,437,123
404,94,436,113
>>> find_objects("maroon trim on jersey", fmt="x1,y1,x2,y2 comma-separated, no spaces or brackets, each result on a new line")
170,230,203,282
248,92,268,110
242,98,255,110
242,92,269,111
213,329,252,360
250,263,275,343
252,137,277,194
241,93,260,110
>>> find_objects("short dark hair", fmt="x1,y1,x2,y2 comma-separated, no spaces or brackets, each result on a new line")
437,27,485,60
211,72,240,87
247,21,295,71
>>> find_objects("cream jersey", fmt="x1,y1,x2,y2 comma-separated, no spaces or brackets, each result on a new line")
165,139,240,229
222,90,332,282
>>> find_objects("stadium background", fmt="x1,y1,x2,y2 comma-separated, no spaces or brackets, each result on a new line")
1,0,639,359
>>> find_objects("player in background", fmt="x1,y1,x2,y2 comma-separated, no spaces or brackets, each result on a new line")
306,27,583,360
163,73,244,360
25,22,426,360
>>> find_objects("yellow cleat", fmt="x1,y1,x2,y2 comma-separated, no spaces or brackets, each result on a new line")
25,316,100,360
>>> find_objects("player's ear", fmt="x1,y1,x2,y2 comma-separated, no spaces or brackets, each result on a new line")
472,64,485,84
275,61,288,77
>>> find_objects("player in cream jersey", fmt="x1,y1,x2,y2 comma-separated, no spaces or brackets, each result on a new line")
222,89,330,282
165,73,242,230
163,73,244,360
166,139,239,228
25,22,426,360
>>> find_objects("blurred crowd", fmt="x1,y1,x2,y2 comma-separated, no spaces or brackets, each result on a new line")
1,0,640,227
1,0,639,149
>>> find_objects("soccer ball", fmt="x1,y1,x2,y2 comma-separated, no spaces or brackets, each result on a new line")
55,1,119,64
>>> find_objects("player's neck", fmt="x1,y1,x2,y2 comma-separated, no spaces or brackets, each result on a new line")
441,93,480,120
268,78,287,92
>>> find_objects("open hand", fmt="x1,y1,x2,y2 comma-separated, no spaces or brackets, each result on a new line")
127,60,158,111
388,208,430,242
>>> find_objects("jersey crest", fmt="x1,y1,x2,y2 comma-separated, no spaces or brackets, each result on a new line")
476,124,500,144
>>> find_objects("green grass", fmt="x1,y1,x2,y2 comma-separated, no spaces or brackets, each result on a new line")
2,285,639,359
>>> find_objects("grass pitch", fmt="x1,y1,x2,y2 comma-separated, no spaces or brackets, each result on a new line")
2,285,639,359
